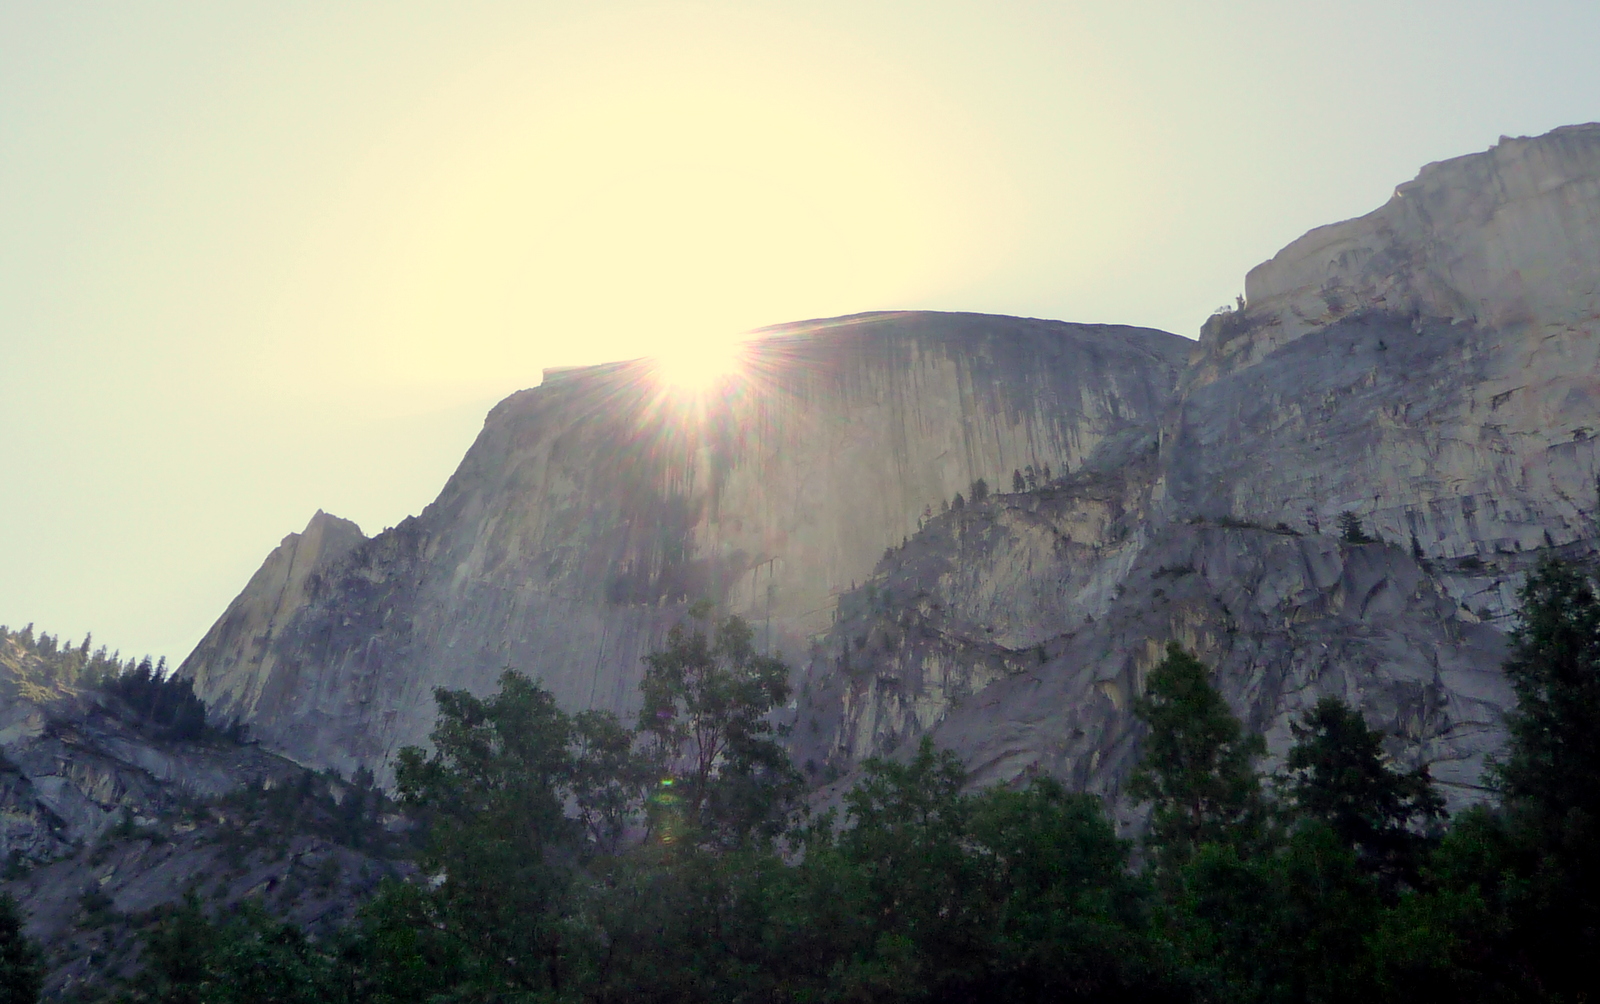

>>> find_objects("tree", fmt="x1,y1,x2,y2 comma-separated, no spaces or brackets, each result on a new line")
1359,560,1600,1002
393,671,579,997
571,708,655,854
827,739,985,1001
1172,826,1380,1004
1281,697,1443,887
777,739,1174,1003
0,894,42,1004
952,492,965,511
1130,643,1265,867
969,478,989,503
1489,559,1600,997
966,777,1170,1001
1497,559,1600,830
1013,469,1026,493
1337,510,1374,544
637,608,796,845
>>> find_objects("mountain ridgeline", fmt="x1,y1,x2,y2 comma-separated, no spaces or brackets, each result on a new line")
183,123,1600,808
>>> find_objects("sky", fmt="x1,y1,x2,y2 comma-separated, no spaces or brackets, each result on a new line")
3,1,1599,664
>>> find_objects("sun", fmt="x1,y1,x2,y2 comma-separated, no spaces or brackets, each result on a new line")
652,338,743,392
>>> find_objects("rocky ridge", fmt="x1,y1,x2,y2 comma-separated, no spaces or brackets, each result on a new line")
182,124,1600,803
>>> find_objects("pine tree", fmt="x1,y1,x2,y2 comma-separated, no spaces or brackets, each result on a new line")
1281,697,1443,886
0,894,42,1004
1498,560,1600,824
1129,643,1264,866
1337,510,1374,544
1493,560,1600,993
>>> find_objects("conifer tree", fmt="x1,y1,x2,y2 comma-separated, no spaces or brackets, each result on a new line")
1282,696,1443,885
1492,559,1600,993
1129,643,1264,866
0,894,42,1004
1337,510,1374,544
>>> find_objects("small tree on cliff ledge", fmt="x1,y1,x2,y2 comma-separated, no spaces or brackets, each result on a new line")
1337,510,1375,544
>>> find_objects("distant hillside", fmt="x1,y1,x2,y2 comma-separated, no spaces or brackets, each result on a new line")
0,624,409,999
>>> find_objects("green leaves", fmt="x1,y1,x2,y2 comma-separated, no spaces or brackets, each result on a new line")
1497,559,1600,827
110,577,1600,1003
637,613,797,846
392,671,582,996
796,738,1171,1003
1282,696,1444,888
1129,642,1266,867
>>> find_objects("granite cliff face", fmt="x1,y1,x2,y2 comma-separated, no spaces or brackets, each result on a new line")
183,314,1188,775
1177,123,1600,576
185,124,1600,801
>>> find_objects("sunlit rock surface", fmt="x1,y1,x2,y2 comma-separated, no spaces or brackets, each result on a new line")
1172,123,1600,608
184,123,1600,801
182,313,1188,775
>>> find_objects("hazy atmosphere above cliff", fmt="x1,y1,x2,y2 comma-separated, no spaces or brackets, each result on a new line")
4,0,1600,660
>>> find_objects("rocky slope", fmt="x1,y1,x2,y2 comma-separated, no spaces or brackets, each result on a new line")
0,629,405,998
183,123,1600,802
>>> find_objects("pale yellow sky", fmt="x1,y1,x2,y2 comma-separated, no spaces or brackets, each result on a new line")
3,1,1598,661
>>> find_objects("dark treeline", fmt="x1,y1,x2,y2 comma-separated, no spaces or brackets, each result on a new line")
27,563,1600,1003
98,660,209,742
0,624,244,743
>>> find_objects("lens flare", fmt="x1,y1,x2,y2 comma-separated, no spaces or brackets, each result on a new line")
652,338,742,392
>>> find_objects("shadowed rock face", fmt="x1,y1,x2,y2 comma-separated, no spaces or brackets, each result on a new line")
0,634,402,999
182,312,1190,776
185,123,1600,802
0,633,304,864
792,458,1514,818
789,124,1600,800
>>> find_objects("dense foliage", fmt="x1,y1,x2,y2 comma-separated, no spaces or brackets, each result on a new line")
98,659,208,741
0,894,43,1004
65,562,1600,1003
0,624,241,742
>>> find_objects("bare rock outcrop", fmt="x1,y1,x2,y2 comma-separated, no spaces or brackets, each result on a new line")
181,314,1189,776
793,124,1600,797
792,461,1514,817
178,124,1600,803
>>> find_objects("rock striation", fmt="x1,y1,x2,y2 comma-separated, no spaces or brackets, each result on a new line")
183,124,1600,802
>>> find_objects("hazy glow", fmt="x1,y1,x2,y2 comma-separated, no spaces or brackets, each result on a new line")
6,1,1600,661
653,338,743,393
268,7,1010,399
